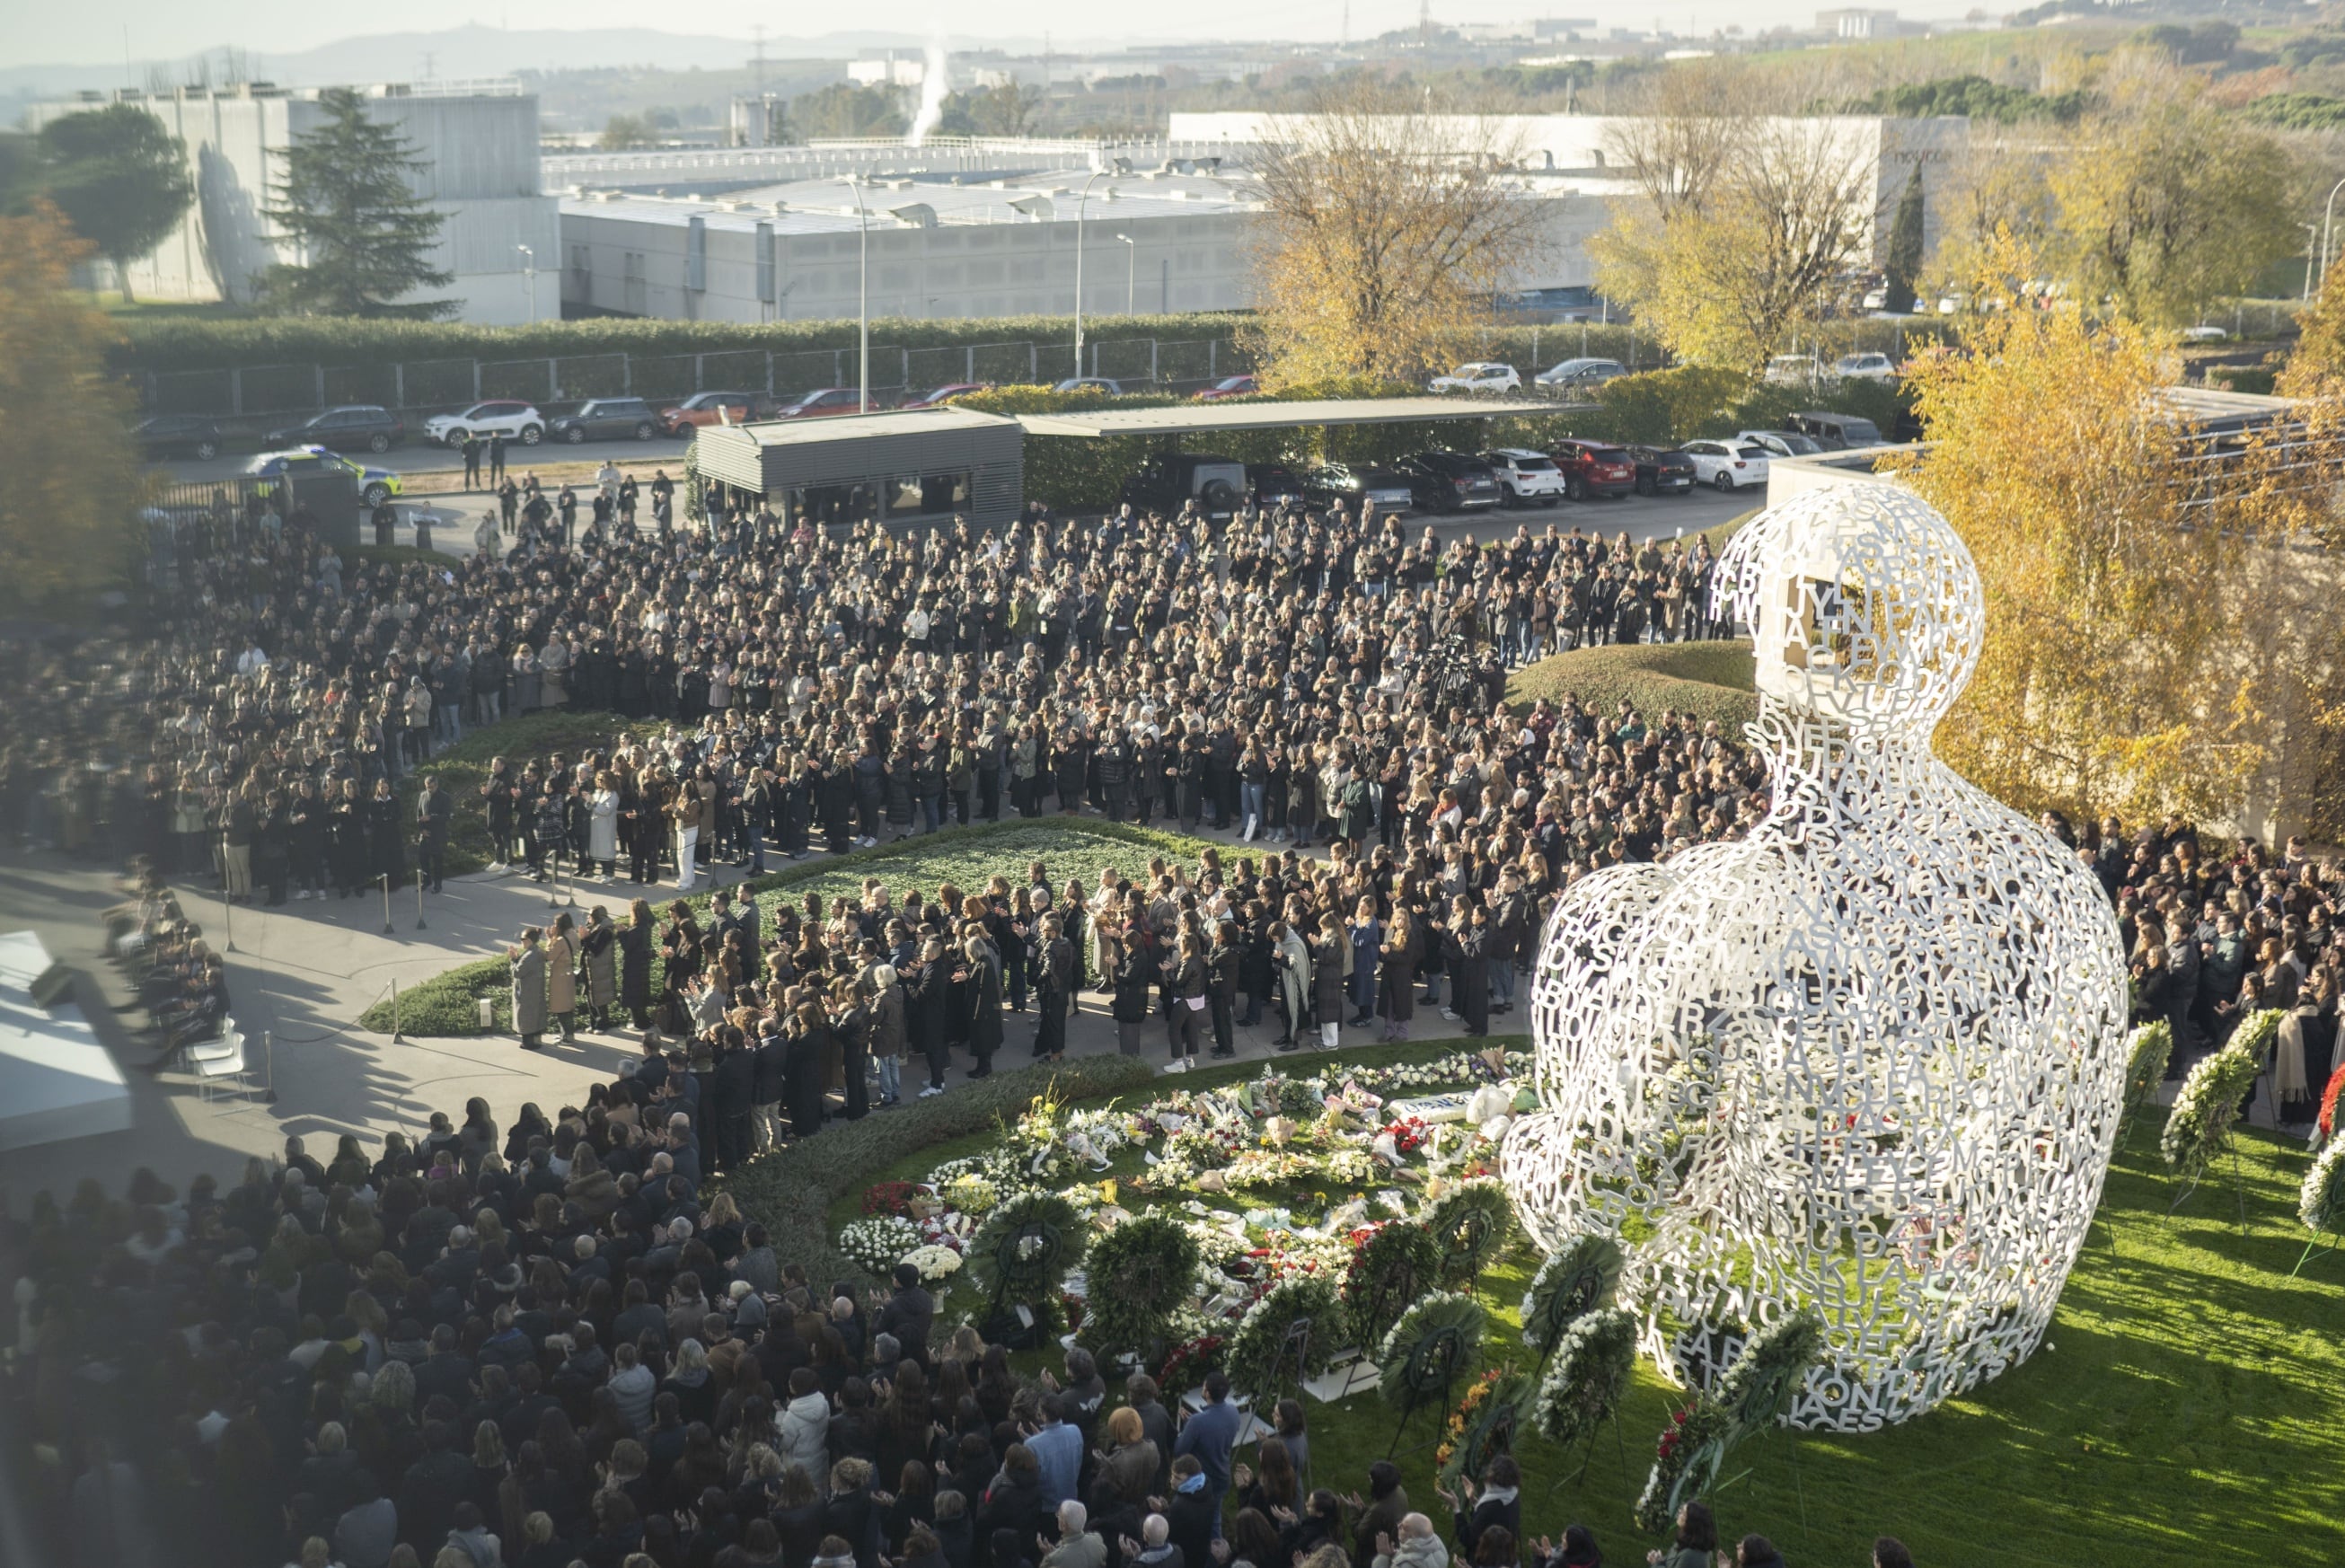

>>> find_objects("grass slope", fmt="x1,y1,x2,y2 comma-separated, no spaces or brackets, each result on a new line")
1505,639,1759,735
362,816,1224,1034
805,1052,2345,1568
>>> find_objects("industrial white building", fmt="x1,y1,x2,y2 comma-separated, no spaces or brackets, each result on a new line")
26,81,558,324
555,157,1624,324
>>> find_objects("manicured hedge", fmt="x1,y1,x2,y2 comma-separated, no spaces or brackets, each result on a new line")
1505,639,1759,736
357,815,1224,1035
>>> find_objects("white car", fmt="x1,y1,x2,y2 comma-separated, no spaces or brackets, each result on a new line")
422,400,546,447
1429,362,1522,395
1477,448,1568,506
1736,429,1823,459
2181,324,2229,343
1680,439,1771,492
1834,352,1897,381
1763,354,1825,387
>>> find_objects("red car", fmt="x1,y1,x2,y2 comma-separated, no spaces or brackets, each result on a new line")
656,391,760,436
1193,374,1257,401
770,387,871,418
898,383,992,410
1548,437,1637,501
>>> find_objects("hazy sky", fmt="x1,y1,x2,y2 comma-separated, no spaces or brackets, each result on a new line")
12,0,1845,68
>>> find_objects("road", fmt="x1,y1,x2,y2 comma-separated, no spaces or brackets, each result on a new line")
157,431,692,498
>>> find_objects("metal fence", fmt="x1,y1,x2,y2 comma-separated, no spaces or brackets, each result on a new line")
137,336,1254,428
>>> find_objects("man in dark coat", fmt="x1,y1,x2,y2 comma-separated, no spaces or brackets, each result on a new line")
710,1027,758,1175
1443,896,1491,1037
960,934,1002,1078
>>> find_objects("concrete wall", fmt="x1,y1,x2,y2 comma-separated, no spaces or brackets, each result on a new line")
26,87,556,324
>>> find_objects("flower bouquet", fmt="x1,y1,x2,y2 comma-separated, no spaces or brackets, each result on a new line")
903,1243,964,1283
841,1215,921,1275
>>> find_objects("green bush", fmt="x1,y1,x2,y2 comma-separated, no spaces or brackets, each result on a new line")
1505,639,1759,736
357,815,1226,1034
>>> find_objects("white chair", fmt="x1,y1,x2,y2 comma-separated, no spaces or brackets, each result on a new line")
192,1031,254,1102
177,1017,236,1073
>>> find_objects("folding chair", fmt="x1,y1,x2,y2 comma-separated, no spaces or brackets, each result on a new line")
192,1031,254,1102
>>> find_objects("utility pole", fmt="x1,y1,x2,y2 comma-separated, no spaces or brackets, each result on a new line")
751,22,767,96
842,178,870,411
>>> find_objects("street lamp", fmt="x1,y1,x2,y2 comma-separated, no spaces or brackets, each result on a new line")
2321,175,2345,295
1071,169,1106,378
1115,234,1135,316
516,244,536,323
840,177,870,413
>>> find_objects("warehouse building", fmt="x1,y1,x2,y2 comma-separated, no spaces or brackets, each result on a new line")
555,160,1623,323
26,81,558,323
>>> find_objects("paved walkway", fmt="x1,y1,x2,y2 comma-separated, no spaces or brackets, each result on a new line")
0,828,1508,1200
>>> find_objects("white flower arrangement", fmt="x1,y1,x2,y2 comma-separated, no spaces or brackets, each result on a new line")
2301,1140,2345,1234
903,1244,965,1282
840,1216,922,1274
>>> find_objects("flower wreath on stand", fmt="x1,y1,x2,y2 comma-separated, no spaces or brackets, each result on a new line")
1520,1236,1626,1355
1530,1306,1637,1454
1342,1220,1442,1353
1632,1397,1733,1535
1434,1365,1533,1487
1227,1273,1344,1396
1080,1212,1203,1365
966,1190,1088,1330
2122,1020,2174,1118
1377,1291,1487,1414
840,1216,922,1276
1632,1310,1823,1536
1426,1178,1516,1292
2300,1140,2345,1238
2163,1009,2281,1192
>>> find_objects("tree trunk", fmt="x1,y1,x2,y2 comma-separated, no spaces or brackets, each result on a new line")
113,257,135,305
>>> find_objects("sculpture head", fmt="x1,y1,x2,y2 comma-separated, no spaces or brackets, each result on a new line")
1711,483,1985,744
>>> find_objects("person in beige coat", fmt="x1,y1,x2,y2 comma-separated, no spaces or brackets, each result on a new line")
547,912,580,1044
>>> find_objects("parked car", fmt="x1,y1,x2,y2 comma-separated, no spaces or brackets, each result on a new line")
1304,462,1417,514
1624,445,1698,496
1833,352,1898,382
1246,462,1309,510
1861,286,1890,311
265,404,405,453
1788,410,1885,450
1547,438,1637,501
135,414,233,462
1193,374,1257,401
1477,448,1567,507
1763,354,1825,387
1429,362,1521,395
422,401,544,447
548,398,661,444
657,391,762,435
2181,324,2229,344
767,387,868,419
1052,377,1127,396
1120,453,1251,521
1401,451,1503,513
1679,439,1770,492
899,383,993,410
1736,428,1824,459
246,445,404,508
1532,357,1627,394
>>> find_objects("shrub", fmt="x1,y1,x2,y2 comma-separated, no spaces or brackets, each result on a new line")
1505,639,1759,736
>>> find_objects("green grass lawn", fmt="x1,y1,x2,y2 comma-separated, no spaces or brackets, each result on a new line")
364,815,1224,1034
824,1053,2345,1568
1505,639,1758,735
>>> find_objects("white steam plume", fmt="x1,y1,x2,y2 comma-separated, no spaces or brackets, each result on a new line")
910,40,949,145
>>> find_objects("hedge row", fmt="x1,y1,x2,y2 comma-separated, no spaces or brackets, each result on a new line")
739,1034,1529,1288
111,311,1254,374
357,814,1225,1035
1504,639,1760,736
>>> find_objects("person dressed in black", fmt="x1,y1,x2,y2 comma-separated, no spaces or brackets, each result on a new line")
959,935,1002,1079
1031,914,1071,1062
1443,895,1492,1037
461,432,483,490
617,899,654,1030
787,997,831,1138
835,979,873,1121
415,772,454,894
366,777,403,893
489,430,507,486
710,1025,757,1175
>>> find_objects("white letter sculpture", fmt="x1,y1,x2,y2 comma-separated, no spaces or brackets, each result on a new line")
1501,482,2128,1431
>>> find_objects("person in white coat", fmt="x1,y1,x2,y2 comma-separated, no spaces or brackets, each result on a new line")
776,1366,832,1493
587,772,621,878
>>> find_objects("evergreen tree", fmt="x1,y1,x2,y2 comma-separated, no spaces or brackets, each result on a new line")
1882,164,1926,315
30,105,192,303
260,88,453,319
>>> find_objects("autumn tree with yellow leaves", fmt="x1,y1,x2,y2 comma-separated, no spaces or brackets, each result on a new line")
1242,78,1543,389
0,207,146,616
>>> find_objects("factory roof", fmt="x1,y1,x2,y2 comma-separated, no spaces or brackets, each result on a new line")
702,407,1023,447
560,166,1265,235
1014,396,1565,437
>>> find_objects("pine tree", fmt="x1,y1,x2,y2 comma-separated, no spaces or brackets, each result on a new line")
1882,163,1926,316
260,88,453,319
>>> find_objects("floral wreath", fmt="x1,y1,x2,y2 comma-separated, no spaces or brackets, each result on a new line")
2301,1140,2345,1236
1529,1306,1637,1452
1377,1290,1487,1412
1080,1212,1203,1358
1342,1220,1442,1352
1435,1366,1532,1486
1227,1272,1344,1394
966,1189,1087,1306
1632,1396,1733,1535
1713,1309,1825,1440
839,1215,921,1275
1427,1178,1516,1287
2123,1020,2174,1114
1520,1235,1626,1352
2162,1009,2280,1187
2319,1064,2345,1141
1156,1331,1226,1392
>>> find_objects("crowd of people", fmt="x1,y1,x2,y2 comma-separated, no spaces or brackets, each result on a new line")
0,1034,1918,1568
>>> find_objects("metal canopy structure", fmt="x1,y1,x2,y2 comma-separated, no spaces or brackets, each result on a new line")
1013,395,1567,438
693,408,1024,528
